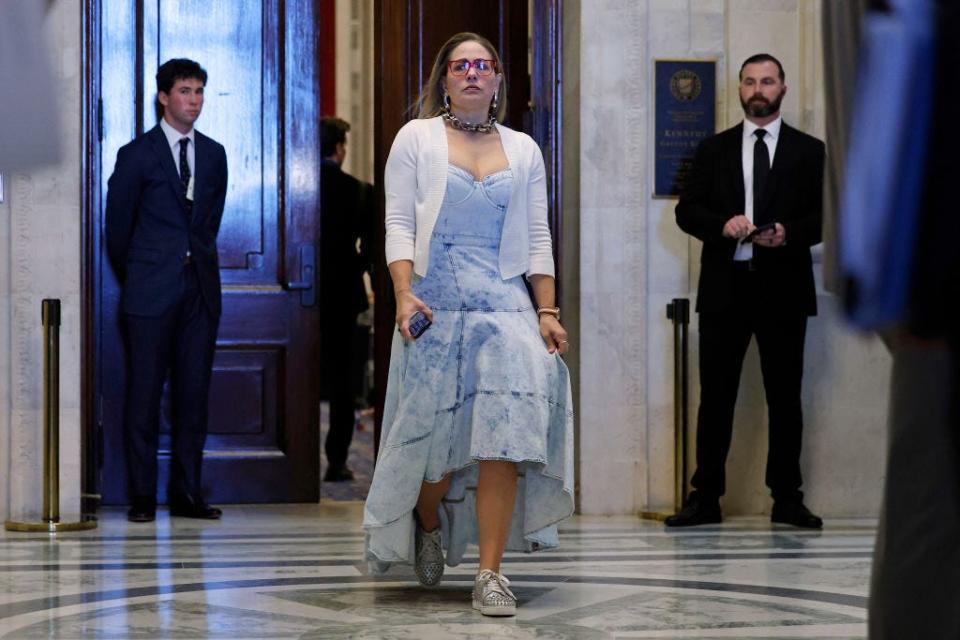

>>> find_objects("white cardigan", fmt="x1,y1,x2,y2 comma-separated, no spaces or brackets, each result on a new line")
384,116,555,279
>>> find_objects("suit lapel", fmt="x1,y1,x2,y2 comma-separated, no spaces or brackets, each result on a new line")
192,131,210,222
147,126,188,211
726,123,746,212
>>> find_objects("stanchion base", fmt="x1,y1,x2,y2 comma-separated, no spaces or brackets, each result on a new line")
638,511,672,522
5,517,98,532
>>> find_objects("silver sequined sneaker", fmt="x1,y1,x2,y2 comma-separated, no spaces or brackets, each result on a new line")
472,569,517,616
414,523,444,586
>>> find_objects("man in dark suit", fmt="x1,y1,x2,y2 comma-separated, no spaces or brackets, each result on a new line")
106,58,228,522
319,117,373,482
669,53,825,528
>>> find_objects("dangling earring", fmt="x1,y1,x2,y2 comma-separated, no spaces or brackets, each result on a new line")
489,91,499,117
442,91,451,112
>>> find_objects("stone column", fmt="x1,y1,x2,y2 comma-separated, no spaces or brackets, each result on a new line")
579,1,650,514
1,0,83,523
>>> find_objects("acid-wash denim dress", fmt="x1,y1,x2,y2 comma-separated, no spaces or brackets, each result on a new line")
363,163,575,572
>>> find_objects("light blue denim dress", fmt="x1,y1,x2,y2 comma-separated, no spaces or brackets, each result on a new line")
363,164,575,571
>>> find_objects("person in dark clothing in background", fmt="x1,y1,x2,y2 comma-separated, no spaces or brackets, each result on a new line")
320,117,374,482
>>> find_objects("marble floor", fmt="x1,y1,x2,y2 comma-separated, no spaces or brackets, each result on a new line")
0,504,875,639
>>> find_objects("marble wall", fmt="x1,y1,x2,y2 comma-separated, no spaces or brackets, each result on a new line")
0,0,83,523
334,0,375,184
0,140,8,522
577,0,891,517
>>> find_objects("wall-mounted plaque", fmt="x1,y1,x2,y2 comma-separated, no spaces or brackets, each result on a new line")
654,59,716,198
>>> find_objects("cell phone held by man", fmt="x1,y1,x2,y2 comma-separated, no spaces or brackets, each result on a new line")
740,221,777,244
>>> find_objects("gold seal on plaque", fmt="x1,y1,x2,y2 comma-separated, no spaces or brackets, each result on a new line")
670,69,701,102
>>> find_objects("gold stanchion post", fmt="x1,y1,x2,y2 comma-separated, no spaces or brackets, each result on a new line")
5,299,96,532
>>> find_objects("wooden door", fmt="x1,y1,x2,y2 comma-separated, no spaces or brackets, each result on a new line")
372,0,562,449
92,0,322,504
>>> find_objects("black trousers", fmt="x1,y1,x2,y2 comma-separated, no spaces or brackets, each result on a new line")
123,266,219,502
691,266,809,502
322,313,360,472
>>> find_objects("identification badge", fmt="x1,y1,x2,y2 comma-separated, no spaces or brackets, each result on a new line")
186,176,195,202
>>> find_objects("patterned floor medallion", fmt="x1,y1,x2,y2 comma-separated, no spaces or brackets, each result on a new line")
0,504,874,639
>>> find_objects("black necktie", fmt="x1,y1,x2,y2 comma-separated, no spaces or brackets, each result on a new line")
180,138,193,214
178,138,191,195
753,129,769,223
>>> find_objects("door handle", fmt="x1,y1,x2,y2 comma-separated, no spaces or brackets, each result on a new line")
285,245,316,306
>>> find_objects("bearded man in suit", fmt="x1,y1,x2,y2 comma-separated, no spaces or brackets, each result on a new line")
106,58,228,523
669,53,825,529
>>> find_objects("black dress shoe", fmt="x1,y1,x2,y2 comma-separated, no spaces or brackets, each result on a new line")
127,497,156,523
665,494,722,527
323,466,355,482
771,500,823,529
168,494,222,520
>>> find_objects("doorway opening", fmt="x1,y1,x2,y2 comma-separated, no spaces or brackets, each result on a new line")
318,0,377,501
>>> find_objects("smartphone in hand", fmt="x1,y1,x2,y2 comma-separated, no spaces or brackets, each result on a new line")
740,222,777,244
408,311,432,339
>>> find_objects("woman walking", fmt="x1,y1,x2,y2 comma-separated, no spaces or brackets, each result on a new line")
363,32,574,617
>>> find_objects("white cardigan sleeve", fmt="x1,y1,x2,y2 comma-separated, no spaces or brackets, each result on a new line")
525,139,555,277
383,122,419,266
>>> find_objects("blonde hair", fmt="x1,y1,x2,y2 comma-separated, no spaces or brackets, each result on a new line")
415,32,507,122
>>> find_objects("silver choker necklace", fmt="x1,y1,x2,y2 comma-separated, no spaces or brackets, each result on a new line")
442,107,497,134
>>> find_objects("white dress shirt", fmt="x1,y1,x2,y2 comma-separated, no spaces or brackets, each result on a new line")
735,115,781,261
159,117,195,178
